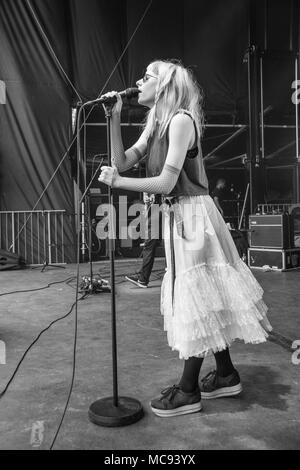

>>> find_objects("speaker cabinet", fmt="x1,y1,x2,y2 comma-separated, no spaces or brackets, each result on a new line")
248,247,300,271
249,214,292,249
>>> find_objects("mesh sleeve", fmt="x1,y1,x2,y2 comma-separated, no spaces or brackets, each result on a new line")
112,142,145,172
116,164,180,195
110,117,146,172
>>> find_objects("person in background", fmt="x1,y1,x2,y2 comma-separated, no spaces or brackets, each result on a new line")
125,192,161,288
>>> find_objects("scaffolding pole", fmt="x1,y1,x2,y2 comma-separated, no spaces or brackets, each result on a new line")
207,153,246,169
203,126,247,161
296,55,300,202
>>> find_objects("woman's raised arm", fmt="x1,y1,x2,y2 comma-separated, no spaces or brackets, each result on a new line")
100,113,194,194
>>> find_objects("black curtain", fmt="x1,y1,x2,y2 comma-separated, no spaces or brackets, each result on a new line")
0,0,76,261
68,0,128,101
126,0,249,116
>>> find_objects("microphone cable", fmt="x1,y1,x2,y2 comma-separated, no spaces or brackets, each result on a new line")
25,0,82,104
0,277,80,400
49,250,81,450
49,111,86,450
0,276,76,298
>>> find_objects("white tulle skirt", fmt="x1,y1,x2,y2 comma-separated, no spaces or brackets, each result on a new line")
161,195,272,360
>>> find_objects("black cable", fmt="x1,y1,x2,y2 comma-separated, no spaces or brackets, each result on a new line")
0,277,76,298
65,277,79,291
49,103,86,450
25,0,82,103
49,268,80,450
0,277,78,402
51,257,164,443
0,297,82,400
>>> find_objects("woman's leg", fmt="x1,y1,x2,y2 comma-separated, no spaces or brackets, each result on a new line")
179,356,204,392
150,357,203,417
178,348,235,392
213,347,235,377
200,348,242,399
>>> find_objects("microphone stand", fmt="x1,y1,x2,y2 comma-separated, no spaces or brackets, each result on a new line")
87,103,143,426
78,158,110,296
75,103,109,296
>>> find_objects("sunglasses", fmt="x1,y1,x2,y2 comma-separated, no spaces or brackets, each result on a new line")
142,73,158,83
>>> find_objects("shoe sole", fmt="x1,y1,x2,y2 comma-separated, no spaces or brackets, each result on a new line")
201,383,243,399
125,276,148,288
150,401,202,417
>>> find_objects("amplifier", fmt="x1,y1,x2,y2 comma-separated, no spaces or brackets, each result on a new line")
249,214,292,249
248,247,300,271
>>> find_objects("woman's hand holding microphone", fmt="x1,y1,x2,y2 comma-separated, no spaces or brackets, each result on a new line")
98,165,120,188
100,91,123,116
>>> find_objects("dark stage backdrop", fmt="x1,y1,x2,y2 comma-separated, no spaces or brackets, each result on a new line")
0,0,269,262
127,0,248,115
0,0,76,260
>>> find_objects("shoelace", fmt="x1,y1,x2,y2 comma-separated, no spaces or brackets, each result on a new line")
201,370,217,385
160,384,180,401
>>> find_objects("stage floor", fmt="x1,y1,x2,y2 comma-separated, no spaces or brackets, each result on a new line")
0,258,300,450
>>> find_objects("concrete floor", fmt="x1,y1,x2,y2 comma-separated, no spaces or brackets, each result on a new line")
0,258,299,450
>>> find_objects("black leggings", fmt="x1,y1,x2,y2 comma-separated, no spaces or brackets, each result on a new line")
178,348,235,392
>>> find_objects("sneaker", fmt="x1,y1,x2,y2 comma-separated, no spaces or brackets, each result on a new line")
200,370,242,399
150,384,202,417
125,274,148,288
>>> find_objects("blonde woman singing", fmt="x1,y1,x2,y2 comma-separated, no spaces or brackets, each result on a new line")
99,60,272,418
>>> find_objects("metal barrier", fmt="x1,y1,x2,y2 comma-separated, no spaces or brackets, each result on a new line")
0,210,66,265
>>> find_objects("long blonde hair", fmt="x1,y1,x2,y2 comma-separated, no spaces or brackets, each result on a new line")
143,60,205,141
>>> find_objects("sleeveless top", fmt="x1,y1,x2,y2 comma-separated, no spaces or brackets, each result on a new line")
145,110,209,197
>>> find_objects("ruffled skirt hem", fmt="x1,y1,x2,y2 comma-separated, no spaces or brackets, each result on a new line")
161,258,272,360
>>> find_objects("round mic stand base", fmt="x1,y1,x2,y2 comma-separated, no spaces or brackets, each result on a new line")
88,396,144,427
88,104,144,428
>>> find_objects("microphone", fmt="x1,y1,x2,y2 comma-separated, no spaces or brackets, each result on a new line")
84,88,140,106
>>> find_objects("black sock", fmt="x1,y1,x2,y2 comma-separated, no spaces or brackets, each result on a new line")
179,357,204,393
213,348,235,377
